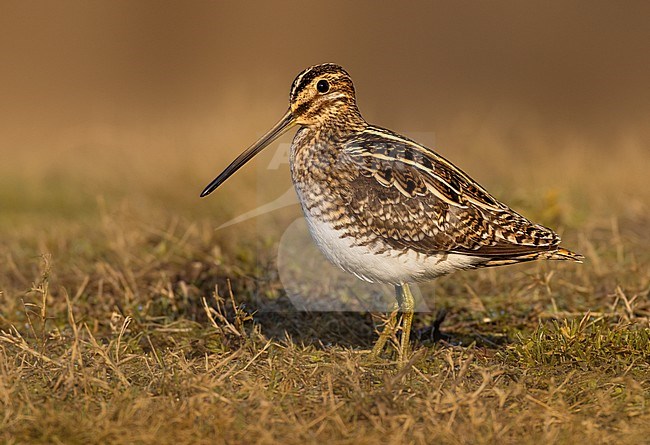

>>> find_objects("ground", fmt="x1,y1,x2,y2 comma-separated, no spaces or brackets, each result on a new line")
1,135,648,445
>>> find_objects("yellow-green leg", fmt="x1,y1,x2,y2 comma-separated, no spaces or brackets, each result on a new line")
396,283,415,365
371,302,398,357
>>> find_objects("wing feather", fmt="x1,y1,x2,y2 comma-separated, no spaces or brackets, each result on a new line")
340,126,560,258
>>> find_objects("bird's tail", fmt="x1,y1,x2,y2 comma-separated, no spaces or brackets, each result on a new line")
543,247,584,262
481,247,584,268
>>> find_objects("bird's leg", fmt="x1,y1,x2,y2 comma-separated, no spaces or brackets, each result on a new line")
396,283,415,365
371,302,398,357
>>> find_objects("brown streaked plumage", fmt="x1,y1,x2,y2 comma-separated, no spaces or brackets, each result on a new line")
201,63,583,366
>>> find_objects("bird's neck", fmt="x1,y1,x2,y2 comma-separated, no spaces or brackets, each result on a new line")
313,108,367,141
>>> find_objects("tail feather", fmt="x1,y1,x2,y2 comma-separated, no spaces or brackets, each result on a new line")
481,246,584,268
545,247,584,263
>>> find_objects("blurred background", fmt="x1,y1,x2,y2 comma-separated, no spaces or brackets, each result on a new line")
1,0,648,230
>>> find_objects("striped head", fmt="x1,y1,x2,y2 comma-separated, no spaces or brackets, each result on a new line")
289,63,363,127
200,63,363,197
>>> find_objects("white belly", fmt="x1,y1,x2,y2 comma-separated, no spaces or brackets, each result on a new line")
303,212,482,284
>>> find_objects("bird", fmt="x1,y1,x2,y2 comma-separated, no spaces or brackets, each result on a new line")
200,63,583,366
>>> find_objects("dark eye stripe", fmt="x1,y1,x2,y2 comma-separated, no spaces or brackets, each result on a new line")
290,64,346,100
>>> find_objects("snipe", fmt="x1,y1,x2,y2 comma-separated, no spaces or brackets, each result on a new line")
201,63,583,366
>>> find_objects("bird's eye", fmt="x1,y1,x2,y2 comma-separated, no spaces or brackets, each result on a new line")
316,79,330,93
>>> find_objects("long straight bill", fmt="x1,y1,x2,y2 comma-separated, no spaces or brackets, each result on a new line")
200,110,295,197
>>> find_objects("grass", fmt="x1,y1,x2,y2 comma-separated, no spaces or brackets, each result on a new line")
0,132,649,444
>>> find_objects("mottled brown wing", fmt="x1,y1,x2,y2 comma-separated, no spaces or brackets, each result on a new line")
340,127,560,257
